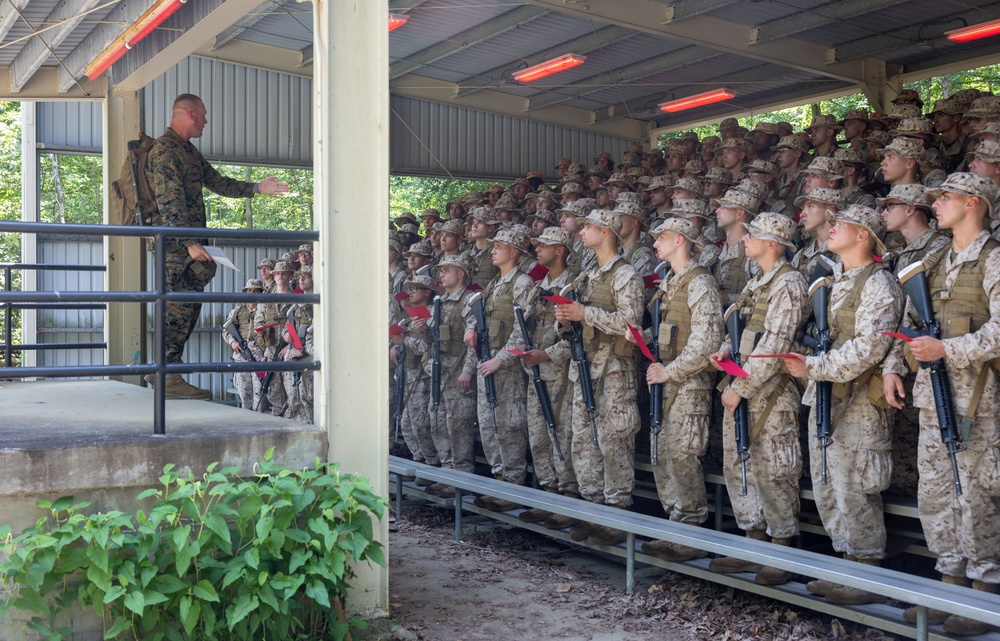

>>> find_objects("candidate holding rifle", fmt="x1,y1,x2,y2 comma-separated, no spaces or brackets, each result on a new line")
882,173,1000,637
281,264,314,423
463,227,535,511
707,213,808,586
253,260,296,417
222,278,267,411
639,219,722,563
553,209,643,547
784,205,904,606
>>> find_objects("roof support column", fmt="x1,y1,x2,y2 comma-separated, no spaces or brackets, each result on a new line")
103,89,146,383
313,0,390,614
20,102,37,368
858,57,902,113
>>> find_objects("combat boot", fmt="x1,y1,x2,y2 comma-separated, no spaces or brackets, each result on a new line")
943,581,996,636
518,508,552,524
585,526,627,546
754,537,794,586
822,556,887,605
903,574,969,625
163,374,212,400
568,521,598,542
708,529,766,573
643,541,707,562
542,513,579,530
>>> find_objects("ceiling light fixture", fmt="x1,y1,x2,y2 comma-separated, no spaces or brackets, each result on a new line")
945,19,1000,42
85,0,187,80
512,54,586,83
659,88,735,113
388,13,409,32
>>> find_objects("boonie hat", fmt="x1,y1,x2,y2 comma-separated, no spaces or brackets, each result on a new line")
928,172,998,217
827,204,887,256
747,212,797,248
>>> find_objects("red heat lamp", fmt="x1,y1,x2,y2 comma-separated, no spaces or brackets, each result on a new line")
945,19,1000,42
388,13,409,32
512,54,587,83
659,88,736,113
85,0,187,80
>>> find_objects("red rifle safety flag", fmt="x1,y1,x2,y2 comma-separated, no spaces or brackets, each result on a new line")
286,321,304,351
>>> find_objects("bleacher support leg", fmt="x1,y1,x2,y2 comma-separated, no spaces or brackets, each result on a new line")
626,532,635,594
454,488,463,541
395,474,403,521
714,483,724,531
915,606,928,641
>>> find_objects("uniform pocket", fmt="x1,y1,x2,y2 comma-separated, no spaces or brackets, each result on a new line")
766,435,802,482
976,447,1000,496
855,448,892,493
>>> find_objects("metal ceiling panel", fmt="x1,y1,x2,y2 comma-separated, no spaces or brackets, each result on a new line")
388,0,517,61
226,10,313,50
0,0,116,67
705,0,830,25
36,100,103,152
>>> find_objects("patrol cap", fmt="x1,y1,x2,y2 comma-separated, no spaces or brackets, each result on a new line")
272,260,295,274
746,212,797,248
405,273,441,294
826,204,887,256
531,227,577,253
257,257,276,269
806,114,843,132
876,183,934,212
800,156,845,180
643,175,675,192
770,135,811,153
669,198,711,221
650,218,702,250
487,227,533,252
438,219,466,237
892,89,924,107
581,209,624,236
951,88,983,107
928,172,998,217
243,278,265,291
435,254,472,275
704,167,735,185
875,137,925,161
794,187,846,210
712,188,760,215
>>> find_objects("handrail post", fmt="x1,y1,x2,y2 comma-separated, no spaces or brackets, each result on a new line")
4,265,11,368
153,233,166,436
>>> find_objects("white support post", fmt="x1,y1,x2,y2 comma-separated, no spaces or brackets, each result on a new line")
103,90,146,381
313,0,389,614
19,101,37,368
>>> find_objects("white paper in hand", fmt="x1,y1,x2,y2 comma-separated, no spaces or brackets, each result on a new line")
205,246,241,273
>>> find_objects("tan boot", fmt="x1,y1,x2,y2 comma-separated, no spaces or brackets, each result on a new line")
568,521,598,541
163,374,212,400
755,537,794,586
518,508,552,523
650,542,708,562
823,556,888,605
903,574,969,625
709,530,765,573
542,513,579,530
586,526,627,546
943,581,996,636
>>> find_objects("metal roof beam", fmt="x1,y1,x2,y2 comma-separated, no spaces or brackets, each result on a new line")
526,46,720,111
298,44,313,68
389,6,548,80
522,0,867,83
593,63,788,123
830,2,1000,62
388,0,429,10
660,0,740,24
211,0,288,51
8,0,104,93
748,0,907,45
454,25,636,99
0,0,30,45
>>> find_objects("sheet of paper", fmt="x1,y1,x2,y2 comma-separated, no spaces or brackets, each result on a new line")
527,264,549,282
627,324,655,362
750,354,801,359
542,294,574,305
717,359,749,377
389,324,406,337
205,246,241,273
403,305,432,319
642,274,661,289
880,331,913,342
394,291,410,302
505,349,528,356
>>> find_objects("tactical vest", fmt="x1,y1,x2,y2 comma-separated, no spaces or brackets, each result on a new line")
649,265,711,361
484,276,517,351
258,302,291,349
404,331,424,370
826,261,889,406
929,238,1000,340
437,289,474,358
890,231,947,275
717,242,748,296
471,248,498,289
735,263,795,355
530,287,560,351
581,257,634,358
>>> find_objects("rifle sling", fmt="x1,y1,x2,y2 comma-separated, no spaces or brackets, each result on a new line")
728,374,788,467
830,367,878,432
960,364,991,442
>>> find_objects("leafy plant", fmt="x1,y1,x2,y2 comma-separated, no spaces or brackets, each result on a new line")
0,448,386,641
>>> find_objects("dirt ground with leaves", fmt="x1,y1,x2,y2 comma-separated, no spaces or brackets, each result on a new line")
384,507,901,641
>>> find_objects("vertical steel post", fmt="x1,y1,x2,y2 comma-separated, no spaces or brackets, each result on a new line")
153,233,167,436
626,532,636,594
395,474,403,521
3,266,10,368
915,606,928,641
454,488,463,542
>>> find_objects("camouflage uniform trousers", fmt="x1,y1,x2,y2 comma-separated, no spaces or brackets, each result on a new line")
164,252,217,364
917,409,1000,582
264,347,288,417
399,375,440,466
572,368,641,508
233,370,262,411
651,383,710,525
807,395,892,560
281,359,311,423
889,373,920,497
722,408,801,539
526,372,578,495
431,382,476,473
478,367,529,485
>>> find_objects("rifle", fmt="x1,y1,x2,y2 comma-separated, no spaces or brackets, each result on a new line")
649,296,663,466
805,277,834,485
393,319,409,443
470,292,500,433
431,296,442,435
898,261,965,495
515,305,563,461
223,319,265,379
560,284,600,450
255,336,286,412
724,304,750,496
127,139,145,226
808,253,837,284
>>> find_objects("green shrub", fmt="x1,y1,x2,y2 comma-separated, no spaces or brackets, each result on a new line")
0,448,386,641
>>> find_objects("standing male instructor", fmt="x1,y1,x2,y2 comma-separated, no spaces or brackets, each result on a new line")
148,93,289,399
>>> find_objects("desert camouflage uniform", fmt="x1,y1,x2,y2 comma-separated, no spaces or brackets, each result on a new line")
510,270,578,494
621,241,658,278
282,303,313,423
885,232,1000,582
888,229,951,277
222,304,265,410
147,127,256,364
254,298,293,417
803,262,904,560
466,268,535,484
424,287,478,472
791,238,837,281
720,259,808,538
714,240,758,305
649,262,722,524
567,255,644,508
395,322,439,465
464,245,498,290
695,240,721,271
844,186,877,209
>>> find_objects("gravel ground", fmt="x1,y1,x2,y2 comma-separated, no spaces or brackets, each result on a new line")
385,506,903,641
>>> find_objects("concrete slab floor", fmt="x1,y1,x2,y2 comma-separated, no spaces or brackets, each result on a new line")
0,379,318,448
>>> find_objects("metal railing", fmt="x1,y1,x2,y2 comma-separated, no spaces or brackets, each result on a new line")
2,262,108,367
0,221,320,435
